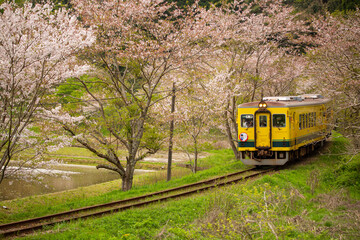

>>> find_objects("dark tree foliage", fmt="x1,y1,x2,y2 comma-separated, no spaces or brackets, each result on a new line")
2,0,358,13
0,0,71,9
169,0,360,13
284,0,360,14
167,0,222,8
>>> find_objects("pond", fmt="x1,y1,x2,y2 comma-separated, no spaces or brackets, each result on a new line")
0,164,154,201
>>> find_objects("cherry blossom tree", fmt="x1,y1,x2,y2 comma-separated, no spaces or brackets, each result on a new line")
46,0,234,191
200,0,310,158
151,0,310,161
0,2,94,183
174,82,213,173
306,10,360,150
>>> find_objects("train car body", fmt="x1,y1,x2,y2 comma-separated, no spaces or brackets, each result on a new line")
237,94,332,165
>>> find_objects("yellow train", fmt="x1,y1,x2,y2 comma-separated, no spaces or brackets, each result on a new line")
237,94,332,165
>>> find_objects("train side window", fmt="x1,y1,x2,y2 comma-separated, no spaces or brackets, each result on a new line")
292,112,295,129
313,112,316,127
299,114,302,129
313,112,315,127
303,114,306,129
306,113,309,128
241,114,253,128
273,114,286,128
259,116,267,127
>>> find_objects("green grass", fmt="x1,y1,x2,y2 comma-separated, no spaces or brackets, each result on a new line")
198,149,236,168
4,133,360,239
24,196,210,240
51,147,101,157
0,149,241,224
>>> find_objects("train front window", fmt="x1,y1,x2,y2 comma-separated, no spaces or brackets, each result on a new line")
273,114,286,128
259,116,267,127
241,114,253,128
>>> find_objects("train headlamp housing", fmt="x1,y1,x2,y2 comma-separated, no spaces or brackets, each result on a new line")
258,101,267,109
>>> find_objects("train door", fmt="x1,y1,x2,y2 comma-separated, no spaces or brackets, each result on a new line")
255,112,271,149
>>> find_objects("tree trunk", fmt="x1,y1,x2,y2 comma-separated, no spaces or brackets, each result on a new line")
122,161,135,191
121,109,148,191
194,137,198,173
0,152,10,183
224,109,240,160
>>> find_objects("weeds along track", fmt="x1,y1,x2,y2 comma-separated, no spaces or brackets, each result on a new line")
0,167,274,238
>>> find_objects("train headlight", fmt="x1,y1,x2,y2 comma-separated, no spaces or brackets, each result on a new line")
258,102,267,108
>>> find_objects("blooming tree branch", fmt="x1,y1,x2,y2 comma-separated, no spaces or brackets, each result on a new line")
0,2,94,183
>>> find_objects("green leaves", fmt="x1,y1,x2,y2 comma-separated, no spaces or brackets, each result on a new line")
55,78,85,111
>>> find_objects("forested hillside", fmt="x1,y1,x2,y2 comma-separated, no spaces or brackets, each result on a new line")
2,0,359,12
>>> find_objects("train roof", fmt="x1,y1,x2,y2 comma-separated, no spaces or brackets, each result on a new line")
238,94,331,108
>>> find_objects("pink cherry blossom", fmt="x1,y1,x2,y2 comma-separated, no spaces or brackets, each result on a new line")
0,2,94,182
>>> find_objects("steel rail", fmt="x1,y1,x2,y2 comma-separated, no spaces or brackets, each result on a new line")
0,167,273,237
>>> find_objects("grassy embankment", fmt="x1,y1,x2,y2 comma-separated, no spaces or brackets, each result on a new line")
0,149,240,224
2,133,360,239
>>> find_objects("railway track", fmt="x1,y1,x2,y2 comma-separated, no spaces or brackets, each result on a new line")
0,167,274,238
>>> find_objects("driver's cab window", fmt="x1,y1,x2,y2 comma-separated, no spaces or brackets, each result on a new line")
241,114,253,128
259,116,267,127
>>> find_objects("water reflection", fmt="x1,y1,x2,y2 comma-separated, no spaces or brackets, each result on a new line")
0,164,153,201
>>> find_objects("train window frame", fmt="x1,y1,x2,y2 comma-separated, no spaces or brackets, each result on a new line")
241,114,254,128
273,114,286,128
299,114,302,129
